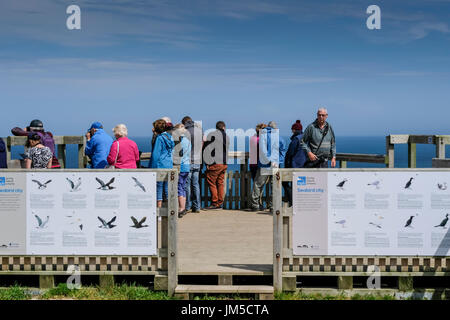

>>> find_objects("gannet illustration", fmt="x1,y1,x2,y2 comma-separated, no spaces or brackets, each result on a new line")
369,222,382,229
32,179,52,190
404,177,414,189
95,177,116,190
437,182,448,191
335,219,347,228
98,216,117,229
367,180,381,189
66,177,82,192
336,179,348,190
435,214,449,228
35,215,50,228
132,177,146,192
404,216,414,228
130,216,148,228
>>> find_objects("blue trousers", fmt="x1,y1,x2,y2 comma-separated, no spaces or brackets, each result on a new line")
184,164,201,210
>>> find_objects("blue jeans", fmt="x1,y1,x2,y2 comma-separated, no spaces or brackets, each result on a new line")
157,181,168,201
184,164,201,210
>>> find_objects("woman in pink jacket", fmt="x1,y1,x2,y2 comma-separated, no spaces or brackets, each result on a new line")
107,124,140,169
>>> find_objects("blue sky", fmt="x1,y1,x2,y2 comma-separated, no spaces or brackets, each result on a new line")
0,0,449,137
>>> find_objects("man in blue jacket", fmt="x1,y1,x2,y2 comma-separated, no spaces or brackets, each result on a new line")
250,121,286,211
85,122,113,169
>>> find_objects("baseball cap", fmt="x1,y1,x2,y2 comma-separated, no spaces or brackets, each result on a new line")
88,122,103,131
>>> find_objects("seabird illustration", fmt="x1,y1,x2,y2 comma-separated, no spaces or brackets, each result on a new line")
336,179,348,190
0,244,8,248
374,213,385,220
34,215,50,228
32,179,52,190
437,183,448,191
95,177,116,190
130,216,148,228
404,216,414,228
66,177,82,192
335,219,347,228
435,214,449,228
369,222,382,229
98,216,117,229
367,180,381,189
404,177,414,189
68,217,83,231
132,177,146,192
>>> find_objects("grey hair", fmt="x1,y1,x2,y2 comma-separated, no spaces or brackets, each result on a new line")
162,116,171,123
113,124,128,137
267,121,277,129
317,107,328,114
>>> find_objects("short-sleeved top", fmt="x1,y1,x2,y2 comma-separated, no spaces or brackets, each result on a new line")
25,146,53,169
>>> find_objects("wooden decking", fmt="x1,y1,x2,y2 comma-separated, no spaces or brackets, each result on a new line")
177,209,273,275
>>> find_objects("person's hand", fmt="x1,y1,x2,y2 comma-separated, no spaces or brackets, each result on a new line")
271,162,279,168
85,132,91,141
307,152,317,161
331,157,336,168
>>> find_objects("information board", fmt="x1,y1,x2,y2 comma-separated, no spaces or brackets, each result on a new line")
0,171,157,255
293,171,450,256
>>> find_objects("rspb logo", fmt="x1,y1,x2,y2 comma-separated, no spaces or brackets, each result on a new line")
297,176,306,186
0,177,5,186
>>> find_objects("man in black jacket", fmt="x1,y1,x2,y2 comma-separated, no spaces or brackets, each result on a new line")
0,138,6,168
203,121,229,210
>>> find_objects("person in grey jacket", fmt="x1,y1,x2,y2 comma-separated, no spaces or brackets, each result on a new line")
300,108,336,168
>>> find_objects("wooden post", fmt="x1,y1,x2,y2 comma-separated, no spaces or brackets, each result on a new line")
340,160,347,168
78,137,86,168
436,136,446,159
408,142,417,168
386,136,394,168
57,144,66,168
167,170,178,296
273,169,283,293
5,137,12,165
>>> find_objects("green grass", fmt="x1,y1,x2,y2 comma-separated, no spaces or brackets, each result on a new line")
40,283,175,300
276,291,397,300
0,284,31,300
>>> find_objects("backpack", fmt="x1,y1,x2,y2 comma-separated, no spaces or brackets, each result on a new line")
36,131,56,155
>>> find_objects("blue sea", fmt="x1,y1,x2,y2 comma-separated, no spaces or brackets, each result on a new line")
10,136,449,169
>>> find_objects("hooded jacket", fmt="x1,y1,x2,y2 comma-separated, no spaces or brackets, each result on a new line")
258,127,287,168
151,132,175,169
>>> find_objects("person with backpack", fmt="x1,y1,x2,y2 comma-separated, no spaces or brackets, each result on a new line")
11,119,61,168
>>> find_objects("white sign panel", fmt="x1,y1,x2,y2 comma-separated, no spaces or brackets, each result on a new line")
26,171,157,255
293,171,450,256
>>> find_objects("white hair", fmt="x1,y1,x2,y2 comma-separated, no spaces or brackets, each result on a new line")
317,107,328,114
162,116,171,123
113,124,128,137
268,121,277,129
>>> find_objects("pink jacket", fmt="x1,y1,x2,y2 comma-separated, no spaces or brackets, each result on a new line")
107,137,139,169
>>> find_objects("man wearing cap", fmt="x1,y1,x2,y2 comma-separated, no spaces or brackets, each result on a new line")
11,119,61,168
85,122,114,169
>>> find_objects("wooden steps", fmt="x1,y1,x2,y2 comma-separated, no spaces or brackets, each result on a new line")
174,285,274,300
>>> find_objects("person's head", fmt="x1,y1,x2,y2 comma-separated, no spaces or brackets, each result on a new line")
28,119,44,132
291,120,303,133
216,121,226,131
174,123,186,133
162,116,173,131
112,124,128,139
181,116,192,125
255,123,267,136
316,107,328,126
88,121,103,136
153,119,166,134
26,133,42,147
267,121,277,129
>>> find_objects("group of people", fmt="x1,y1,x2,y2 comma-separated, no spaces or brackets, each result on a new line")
1,108,336,215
